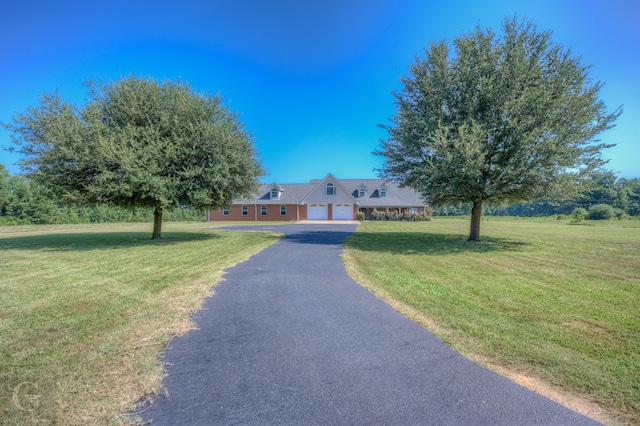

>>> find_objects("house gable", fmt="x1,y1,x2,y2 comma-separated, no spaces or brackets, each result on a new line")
301,173,359,205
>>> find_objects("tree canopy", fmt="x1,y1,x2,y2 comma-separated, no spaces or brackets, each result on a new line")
377,17,621,240
4,76,263,238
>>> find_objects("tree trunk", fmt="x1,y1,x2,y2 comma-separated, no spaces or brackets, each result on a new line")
152,207,163,240
469,200,482,242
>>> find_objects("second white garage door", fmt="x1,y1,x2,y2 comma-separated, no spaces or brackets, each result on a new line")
308,204,328,220
332,204,353,220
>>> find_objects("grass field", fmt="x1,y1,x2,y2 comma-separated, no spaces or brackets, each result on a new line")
342,218,640,425
0,222,280,424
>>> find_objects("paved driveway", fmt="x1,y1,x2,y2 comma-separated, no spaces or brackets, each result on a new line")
138,224,598,425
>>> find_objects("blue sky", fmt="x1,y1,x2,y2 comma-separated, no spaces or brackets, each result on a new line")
1,0,638,183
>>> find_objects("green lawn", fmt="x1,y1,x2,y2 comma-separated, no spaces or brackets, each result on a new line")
343,218,640,425
3,219,638,424
0,222,280,425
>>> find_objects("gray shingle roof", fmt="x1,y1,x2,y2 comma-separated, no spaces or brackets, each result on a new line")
340,179,427,207
240,184,312,205
235,178,427,207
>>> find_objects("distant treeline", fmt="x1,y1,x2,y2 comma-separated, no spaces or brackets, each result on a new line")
2,166,638,224
0,166,204,225
434,173,640,218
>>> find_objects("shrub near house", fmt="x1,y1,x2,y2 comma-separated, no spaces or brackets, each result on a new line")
370,209,433,221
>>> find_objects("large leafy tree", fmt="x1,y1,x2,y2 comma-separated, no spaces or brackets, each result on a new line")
5,76,263,238
377,17,620,241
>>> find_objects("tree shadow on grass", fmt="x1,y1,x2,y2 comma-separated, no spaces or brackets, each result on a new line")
283,230,358,246
219,224,358,246
0,231,224,252
343,231,531,255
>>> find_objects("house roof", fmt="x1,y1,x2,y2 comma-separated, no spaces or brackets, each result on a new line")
340,179,426,207
239,183,311,205
235,175,427,207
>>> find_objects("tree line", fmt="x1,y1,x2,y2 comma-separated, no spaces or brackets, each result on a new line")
433,172,640,218
3,162,637,225
0,165,204,225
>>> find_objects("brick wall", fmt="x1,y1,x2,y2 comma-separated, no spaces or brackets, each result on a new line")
208,204,303,221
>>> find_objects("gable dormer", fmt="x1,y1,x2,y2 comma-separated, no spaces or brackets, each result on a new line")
269,183,283,200
356,184,368,198
377,183,389,198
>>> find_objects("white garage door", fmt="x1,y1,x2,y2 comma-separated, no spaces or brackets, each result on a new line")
333,204,353,220
308,204,328,220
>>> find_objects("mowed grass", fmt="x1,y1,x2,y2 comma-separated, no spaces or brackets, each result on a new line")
0,222,280,424
342,218,639,425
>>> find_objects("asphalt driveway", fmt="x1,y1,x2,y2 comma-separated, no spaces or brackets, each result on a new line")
138,224,598,425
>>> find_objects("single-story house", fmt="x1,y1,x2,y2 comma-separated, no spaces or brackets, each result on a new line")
207,173,428,222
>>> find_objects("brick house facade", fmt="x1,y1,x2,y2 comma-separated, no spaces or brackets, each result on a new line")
208,173,428,222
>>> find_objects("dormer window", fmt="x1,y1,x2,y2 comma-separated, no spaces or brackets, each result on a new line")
356,184,368,198
379,187,387,198
271,188,279,200
325,183,336,195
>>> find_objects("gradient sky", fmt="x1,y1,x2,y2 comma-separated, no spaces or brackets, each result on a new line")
1,0,638,183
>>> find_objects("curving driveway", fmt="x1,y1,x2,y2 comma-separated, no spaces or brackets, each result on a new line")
139,224,598,425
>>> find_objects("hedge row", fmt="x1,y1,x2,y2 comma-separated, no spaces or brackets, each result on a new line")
369,211,432,221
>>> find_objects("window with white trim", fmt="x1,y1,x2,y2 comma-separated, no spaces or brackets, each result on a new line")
242,205,248,215
379,188,387,198
280,205,287,215
271,188,279,199
325,183,336,195
358,188,366,198
261,205,267,215
223,208,230,216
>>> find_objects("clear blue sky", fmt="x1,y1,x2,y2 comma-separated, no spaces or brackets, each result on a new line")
1,0,638,183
